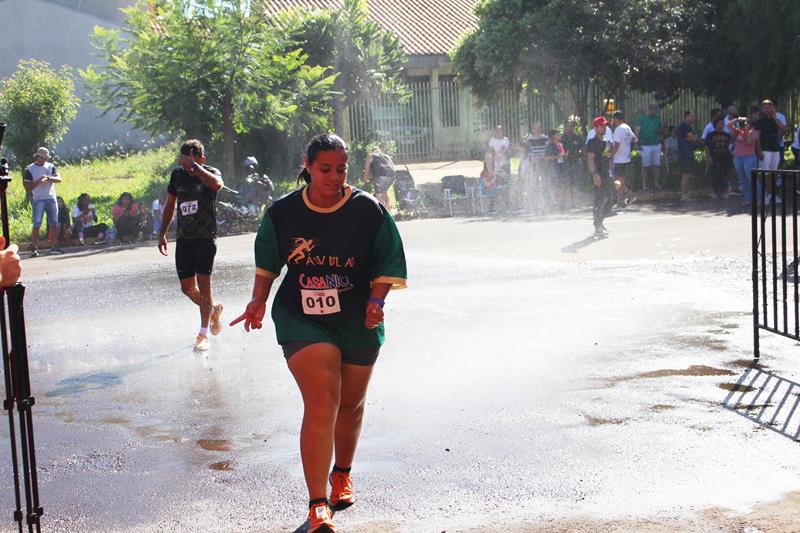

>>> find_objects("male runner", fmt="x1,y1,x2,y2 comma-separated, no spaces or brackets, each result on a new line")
158,140,224,351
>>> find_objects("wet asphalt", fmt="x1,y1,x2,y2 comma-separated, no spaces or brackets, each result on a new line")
2,202,800,532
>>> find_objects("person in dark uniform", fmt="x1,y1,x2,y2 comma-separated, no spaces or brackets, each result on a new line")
586,116,615,239
231,134,407,533
158,140,225,351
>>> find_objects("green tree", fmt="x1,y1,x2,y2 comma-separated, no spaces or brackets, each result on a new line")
453,0,703,117
82,0,335,179
0,59,79,166
684,0,800,107
277,0,408,133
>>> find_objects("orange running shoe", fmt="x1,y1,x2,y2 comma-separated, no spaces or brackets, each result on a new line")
306,502,335,533
329,471,354,511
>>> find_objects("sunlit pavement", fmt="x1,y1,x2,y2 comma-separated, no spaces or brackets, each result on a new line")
4,203,800,532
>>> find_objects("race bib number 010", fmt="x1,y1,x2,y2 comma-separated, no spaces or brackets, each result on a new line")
301,288,341,315
180,200,199,216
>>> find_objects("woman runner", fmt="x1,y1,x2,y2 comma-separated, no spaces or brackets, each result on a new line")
231,133,407,532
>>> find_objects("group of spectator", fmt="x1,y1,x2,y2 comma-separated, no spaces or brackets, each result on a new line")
483,98,800,214
23,146,170,255
54,192,166,249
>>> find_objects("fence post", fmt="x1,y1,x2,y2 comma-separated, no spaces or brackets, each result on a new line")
752,169,761,360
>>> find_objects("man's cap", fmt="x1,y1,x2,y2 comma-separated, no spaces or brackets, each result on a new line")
34,147,51,160
592,116,609,127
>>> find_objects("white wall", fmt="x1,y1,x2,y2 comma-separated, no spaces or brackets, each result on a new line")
0,0,151,156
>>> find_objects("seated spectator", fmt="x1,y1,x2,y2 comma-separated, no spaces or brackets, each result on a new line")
111,192,139,243
72,193,108,245
56,196,72,249
138,201,153,241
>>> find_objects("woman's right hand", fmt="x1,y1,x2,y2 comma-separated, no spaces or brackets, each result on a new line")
229,299,266,332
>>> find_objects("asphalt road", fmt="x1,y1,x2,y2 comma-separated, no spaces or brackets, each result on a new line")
3,202,800,532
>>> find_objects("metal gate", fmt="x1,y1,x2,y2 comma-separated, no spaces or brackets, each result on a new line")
751,169,800,360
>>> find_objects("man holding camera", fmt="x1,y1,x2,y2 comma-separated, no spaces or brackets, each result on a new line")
23,147,63,256
158,140,225,352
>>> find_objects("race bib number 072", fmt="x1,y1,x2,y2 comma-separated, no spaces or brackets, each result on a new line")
301,288,341,315
180,200,199,216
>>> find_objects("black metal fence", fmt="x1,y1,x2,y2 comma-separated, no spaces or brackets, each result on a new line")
751,169,800,360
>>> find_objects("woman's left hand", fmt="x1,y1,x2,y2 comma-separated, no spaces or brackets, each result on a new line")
365,302,384,329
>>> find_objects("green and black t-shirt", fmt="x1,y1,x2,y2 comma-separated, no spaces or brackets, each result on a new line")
255,185,407,347
167,165,220,240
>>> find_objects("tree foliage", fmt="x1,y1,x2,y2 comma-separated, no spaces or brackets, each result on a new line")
0,59,80,166
453,0,705,115
276,0,408,133
82,0,336,179
684,0,800,106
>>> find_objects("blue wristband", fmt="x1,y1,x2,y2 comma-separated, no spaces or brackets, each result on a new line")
368,297,385,308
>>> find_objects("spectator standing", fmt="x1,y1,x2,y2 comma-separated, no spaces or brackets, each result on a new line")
524,121,550,212
701,108,723,141
544,129,567,211
112,192,140,243
664,126,679,169
728,117,762,206
635,103,663,191
753,99,786,172
611,110,637,207
677,111,700,202
72,193,108,244
561,120,584,208
363,148,395,210
723,105,739,128
586,116,615,239
152,194,165,239
773,100,788,168
22,147,63,256
487,125,511,178
704,118,733,198
138,201,153,241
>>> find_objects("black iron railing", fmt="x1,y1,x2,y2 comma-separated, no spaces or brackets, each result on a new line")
751,169,800,360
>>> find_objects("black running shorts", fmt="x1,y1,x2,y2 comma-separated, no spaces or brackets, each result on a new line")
613,162,630,178
175,238,217,279
281,341,380,366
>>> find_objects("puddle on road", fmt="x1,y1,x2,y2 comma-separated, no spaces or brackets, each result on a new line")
720,323,739,330
102,417,130,425
649,404,677,412
718,383,758,393
584,416,628,426
737,403,772,411
635,365,736,379
197,439,231,452
673,335,729,351
727,359,765,369
597,365,736,389
209,461,234,471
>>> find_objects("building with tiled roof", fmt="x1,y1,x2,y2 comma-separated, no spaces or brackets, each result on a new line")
263,0,478,58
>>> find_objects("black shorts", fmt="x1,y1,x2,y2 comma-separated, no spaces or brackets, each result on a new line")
175,238,216,280
281,341,380,366
613,162,630,178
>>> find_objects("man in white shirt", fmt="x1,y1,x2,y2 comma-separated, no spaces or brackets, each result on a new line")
22,147,63,257
611,111,637,207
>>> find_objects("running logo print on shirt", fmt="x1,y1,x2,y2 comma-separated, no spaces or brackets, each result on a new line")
287,237,317,264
